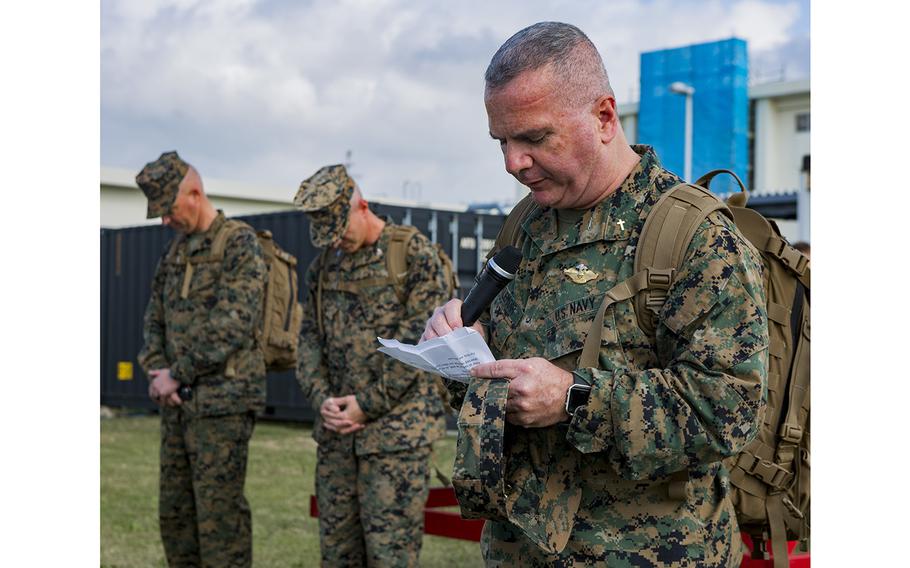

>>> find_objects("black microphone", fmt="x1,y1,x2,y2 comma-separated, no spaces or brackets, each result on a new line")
461,246,523,327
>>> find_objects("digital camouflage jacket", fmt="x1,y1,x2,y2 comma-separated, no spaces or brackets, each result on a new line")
138,212,268,417
454,147,769,567
297,223,449,455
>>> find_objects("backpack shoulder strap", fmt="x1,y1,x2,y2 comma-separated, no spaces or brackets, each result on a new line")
386,225,421,302
209,219,248,261
164,234,185,263
578,178,730,365
489,193,538,259
170,219,249,300
633,178,733,336
315,247,332,338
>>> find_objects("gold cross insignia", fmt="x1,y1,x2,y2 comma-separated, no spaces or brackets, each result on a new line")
564,263,599,284
616,219,626,231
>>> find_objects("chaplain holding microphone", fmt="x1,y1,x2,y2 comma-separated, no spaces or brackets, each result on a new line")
421,21,769,567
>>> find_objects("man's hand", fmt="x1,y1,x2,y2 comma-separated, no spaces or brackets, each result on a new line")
148,368,182,407
470,358,574,427
420,298,485,343
320,395,367,435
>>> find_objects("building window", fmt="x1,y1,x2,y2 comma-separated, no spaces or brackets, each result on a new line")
795,112,810,132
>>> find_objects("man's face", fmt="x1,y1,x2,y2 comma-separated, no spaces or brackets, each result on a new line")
485,66,604,209
161,183,198,234
332,200,366,253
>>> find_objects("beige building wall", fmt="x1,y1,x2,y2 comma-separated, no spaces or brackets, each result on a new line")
101,167,297,228
100,167,467,229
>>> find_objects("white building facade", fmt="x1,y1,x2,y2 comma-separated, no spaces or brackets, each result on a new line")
619,79,810,242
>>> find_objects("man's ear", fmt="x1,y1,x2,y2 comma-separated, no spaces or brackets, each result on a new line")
595,95,618,143
185,185,204,205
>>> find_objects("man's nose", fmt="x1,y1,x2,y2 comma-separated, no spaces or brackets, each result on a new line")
503,143,532,177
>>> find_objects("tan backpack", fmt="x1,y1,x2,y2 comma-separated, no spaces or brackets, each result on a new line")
482,171,809,564
383,225,460,305
169,219,302,373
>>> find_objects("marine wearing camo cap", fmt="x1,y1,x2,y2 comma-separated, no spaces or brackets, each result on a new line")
136,151,190,219
294,164,356,247
295,165,450,565
137,149,267,567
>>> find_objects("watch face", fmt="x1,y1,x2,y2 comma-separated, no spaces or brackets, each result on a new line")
566,385,591,415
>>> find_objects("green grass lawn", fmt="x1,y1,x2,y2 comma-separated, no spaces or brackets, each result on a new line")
101,413,483,567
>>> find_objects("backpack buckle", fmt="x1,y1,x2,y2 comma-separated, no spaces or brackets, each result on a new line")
769,236,809,275
736,452,794,489
779,424,804,444
782,496,805,519
646,268,675,289
643,268,675,314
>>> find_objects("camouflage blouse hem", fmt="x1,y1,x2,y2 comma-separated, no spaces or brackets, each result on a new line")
171,355,195,385
355,387,385,421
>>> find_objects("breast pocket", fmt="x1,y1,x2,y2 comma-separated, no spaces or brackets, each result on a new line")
362,284,404,334
187,261,219,297
544,293,629,371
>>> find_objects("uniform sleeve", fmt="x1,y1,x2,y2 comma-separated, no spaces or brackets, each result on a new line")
137,253,170,373
169,229,266,385
357,234,452,420
566,213,769,480
296,256,331,412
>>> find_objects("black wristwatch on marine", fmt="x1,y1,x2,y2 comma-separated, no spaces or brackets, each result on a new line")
564,372,592,417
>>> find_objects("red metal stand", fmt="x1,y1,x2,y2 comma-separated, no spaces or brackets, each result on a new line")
308,487,484,541
740,533,810,567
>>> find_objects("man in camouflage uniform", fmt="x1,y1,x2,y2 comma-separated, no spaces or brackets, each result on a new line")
422,23,769,567
295,164,450,567
136,151,267,568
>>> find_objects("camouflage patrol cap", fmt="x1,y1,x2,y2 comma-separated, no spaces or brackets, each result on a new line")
294,164,356,247
135,151,189,219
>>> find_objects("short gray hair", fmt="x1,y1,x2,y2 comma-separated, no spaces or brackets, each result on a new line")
485,22,613,105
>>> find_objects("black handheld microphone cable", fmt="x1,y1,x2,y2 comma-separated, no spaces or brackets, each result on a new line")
460,246,523,327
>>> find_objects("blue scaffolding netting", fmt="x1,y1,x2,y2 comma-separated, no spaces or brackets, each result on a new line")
638,38,749,195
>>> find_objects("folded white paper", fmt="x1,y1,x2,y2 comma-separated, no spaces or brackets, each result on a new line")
377,327,495,384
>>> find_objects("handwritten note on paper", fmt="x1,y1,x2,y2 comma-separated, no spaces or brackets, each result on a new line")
377,327,495,383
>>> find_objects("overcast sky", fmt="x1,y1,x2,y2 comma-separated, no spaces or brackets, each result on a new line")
101,0,809,206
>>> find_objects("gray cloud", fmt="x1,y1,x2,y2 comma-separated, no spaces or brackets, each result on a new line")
102,0,809,205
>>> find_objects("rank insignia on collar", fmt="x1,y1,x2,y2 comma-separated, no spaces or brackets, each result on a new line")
564,263,599,284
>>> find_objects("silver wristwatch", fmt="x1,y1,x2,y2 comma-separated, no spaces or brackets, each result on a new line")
564,383,592,417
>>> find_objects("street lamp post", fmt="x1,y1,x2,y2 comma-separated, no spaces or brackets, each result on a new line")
669,81,695,182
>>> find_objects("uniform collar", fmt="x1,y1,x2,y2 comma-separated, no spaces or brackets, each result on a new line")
522,145,663,256
203,210,227,237
332,218,391,266
183,210,227,253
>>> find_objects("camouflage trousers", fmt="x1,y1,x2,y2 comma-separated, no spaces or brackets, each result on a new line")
480,510,742,567
159,409,256,568
315,441,432,567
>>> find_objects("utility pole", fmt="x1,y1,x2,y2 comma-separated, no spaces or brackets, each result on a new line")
669,82,695,182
